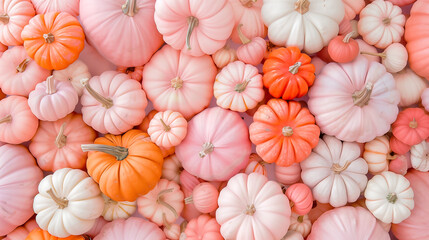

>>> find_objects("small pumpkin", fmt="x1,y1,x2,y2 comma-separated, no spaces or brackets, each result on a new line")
236,24,266,66
148,110,188,148
282,230,304,240
286,183,313,216
328,32,359,63
229,0,266,44
390,135,412,155
116,66,143,82
93,217,165,240
244,153,268,176
389,153,411,176
212,45,237,69
394,68,427,107
361,43,408,73
184,214,222,240
84,217,108,239
31,0,80,16
307,202,334,223
357,39,380,62
410,140,429,172
392,108,429,146
102,194,136,221
184,182,219,214
52,60,91,96
342,0,365,20
179,170,204,196
163,222,181,240
422,88,429,112
363,136,391,175
25,228,85,240
0,0,35,46
288,213,311,238
162,154,183,184
339,19,359,37
3,218,38,240
275,163,302,185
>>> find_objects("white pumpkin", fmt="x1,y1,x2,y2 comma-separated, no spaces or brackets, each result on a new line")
361,43,408,73
52,60,91,96
364,171,414,224
282,230,304,240
411,140,429,172
363,136,390,175
261,0,345,54
288,213,311,237
102,194,136,221
394,68,427,107
301,135,368,207
33,168,104,238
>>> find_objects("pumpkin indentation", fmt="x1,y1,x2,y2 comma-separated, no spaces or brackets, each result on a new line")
295,0,310,14
282,126,294,137
0,114,11,124
81,78,114,109
234,79,251,93
0,13,9,24
43,33,55,43
55,122,67,149
122,0,138,17
186,16,199,50
240,0,257,8
352,82,373,107
16,58,30,73
386,192,398,204
46,188,68,209
171,76,183,90
409,118,418,129
126,67,135,73
81,144,129,161
331,161,352,173
289,62,302,74
245,204,256,215
199,142,214,158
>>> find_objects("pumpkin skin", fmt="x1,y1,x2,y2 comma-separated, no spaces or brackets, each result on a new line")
342,0,365,20
162,154,183,184
236,24,266,66
275,163,301,185
93,217,165,240
357,39,380,62
0,46,51,97
410,140,429,172
394,68,427,107
214,61,264,112
263,47,315,100
83,129,164,202
390,135,411,155
185,182,219,214
283,230,304,240
392,108,429,146
363,136,390,175
308,202,334,223
3,219,38,240
216,173,291,240
116,66,143,82
80,0,163,67
84,217,108,239
101,194,136,221
31,0,79,16
328,33,359,63
53,60,91,96
389,153,411,176
379,43,408,74
286,183,313,216
184,214,222,240
212,46,237,69
229,0,266,44
249,99,320,167
0,0,35,46
33,168,104,238
245,153,268,176
0,96,39,144
262,0,344,54
163,223,180,240
25,228,85,240
373,0,415,6
142,45,217,119
176,107,251,181
338,18,359,37
21,12,85,70
148,110,188,148
29,113,97,172
0,144,43,236
288,213,311,237
308,56,400,143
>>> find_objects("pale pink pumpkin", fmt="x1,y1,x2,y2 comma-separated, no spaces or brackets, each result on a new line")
421,88,429,112
117,66,143,82
185,182,219,214
29,113,97,172
357,39,380,62
0,46,51,97
184,215,222,240
275,163,301,185
389,153,411,175
0,96,38,144
390,135,411,155
229,0,266,44
31,0,79,16
142,45,217,119
0,0,35,46
94,217,165,240
312,57,327,76
162,154,183,184
286,183,313,216
0,144,43,236
53,60,91,96
3,218,38,240
81,71,147,134
80,0,163,67
244,153,268,176
148,110,188,148
394,68,427,107
236,24,266,66
180,170,204,196
85,217,108,239
176,107,251,181
214,61,264,112
28,76,79,122
342,0,365,20
212,45,237,69
154,0,234,57
361,43,409,73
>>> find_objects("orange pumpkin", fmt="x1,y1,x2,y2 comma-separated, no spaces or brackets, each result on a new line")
263,47,315,100
249,99,320,167
21,12,85,70
82,129,164,202
25,228,85,240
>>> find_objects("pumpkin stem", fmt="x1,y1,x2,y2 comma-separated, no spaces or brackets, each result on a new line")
386,192,398,203
162,213,172,229
360,51,387,59
83,235,92,240
382,18,391,26
289,62,302,74
409,118,418,129
0,115,11,124
297,215,304,223
234,79,251,93
282,126,294,137
331,161,352,173
126,67,135,73
81,78,114,109
122,0,138,17
184,195,193,204
180,221,187,233
352,82,373,107
171,77,183,90
0,13,9,24
289,200,295,208
46,188,68,209
237,24,251,45
55,122,67,149
81,144,129,161
43,33,55,43
160,119,171,132
386,153,397,160
199,142,214,158
343,31,355,43
240,0,257,7
245,204,256,215
46,76,56,94
186,16,199,50
157,188,178,218
16,58,30,73
295,0,310,14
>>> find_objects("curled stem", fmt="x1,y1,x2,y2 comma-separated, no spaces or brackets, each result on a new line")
81,144,129,161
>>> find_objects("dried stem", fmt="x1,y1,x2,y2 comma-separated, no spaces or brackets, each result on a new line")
81,144,129,161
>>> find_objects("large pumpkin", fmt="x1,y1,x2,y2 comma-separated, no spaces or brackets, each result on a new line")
0,0,35,46
93,217,165,240
31,0,80,16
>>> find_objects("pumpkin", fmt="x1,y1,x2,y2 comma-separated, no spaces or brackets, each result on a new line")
33,168,104,238
0,145,43,236
138,110,159,133
212,45,237,69
142,45,217,119
81,71,148,134
410,140,429,172
236,24,266,66
176,107,251,181
52,60,91,96
308,56,400,143
338,19,359,38
358,0,406,49
390,135,411,155
3,219,38,240
422,88,429,112
229,0,266,44
163,222,181,240
148,110,188,148
21,12,85,70
357,39,380,62
361,43,408,73
312,57,327,76
249,99,320,167
244,153,268,176
392,108,429,146
137,179,184,226
275,163,302,185
93,217,165,240
102,194,136,221
342,0,365,20
82,129,164,202
29,113,97,172
307,207,390,240
25,228,85,240
0,0,35,46
301,135,368,207
282,230,304,240
184,214,222,240
288,213,311,237
214,61,264,112
80,0,163,67
394,68,427,107
116,66,143,82
349,199,392,232
162,154,183,184
0,96,39,144
184,182,219,214
308,202,334,223
28,76,79,121
84,217,108,239
286,183,313,216
389,153,411,176
0,46,51,97
263,47,315,100
363,136,391,175
328,32,359,63
31,0,79,16
154,0,234,57
365,171,414,224
179,170,204,196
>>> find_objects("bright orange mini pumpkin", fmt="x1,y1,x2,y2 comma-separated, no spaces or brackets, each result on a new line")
263,47,315,100
249,99,320,167
392,108,429,146
82,129,164,202
26,228,85,240
21,12,85,70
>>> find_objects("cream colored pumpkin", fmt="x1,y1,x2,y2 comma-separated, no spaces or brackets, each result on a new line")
393,68,427,107
102,194,136,221
363,136,390,175
288,213,311,237
282,230,304,240
52,60,91,96
411,140,429,172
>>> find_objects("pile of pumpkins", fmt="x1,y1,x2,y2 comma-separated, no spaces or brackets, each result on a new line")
1,0,429,239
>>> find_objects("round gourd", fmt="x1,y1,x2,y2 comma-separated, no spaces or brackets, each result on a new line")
162,154,183,184
31,0,80,16
286,183,313,216
212,46,237,69
0,0,35,46
93,217,165,240
102,194,136,221
236,24,266,66
275,163,302,185
184,182,219,214
394,68,427,107
229,0,266,44
363,136,390,175
184,214,222,240
361,43,408,73
288,213,311,237
25,228,85,240
410,140,429,172
148,110,187,148
244,153,268,176
328,32,359,63
392,108,429,146
116,66,143,82
53,60,91,96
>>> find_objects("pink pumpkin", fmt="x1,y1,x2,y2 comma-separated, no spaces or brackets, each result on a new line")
81,71,147,134
212,45,237,69
236,24,266,66
389,153,411,175
31,0,80,16
148,110,188,148
357,39,380,62
184,215,222,240
117,66,144,82
390,135,411,155
154,0,234,57
142,45,217,119
3,218,38,240
229,0,266,44
185,182,219,214
0,144,43,236
421,88,429,112
275,163,301,185
176,107,251,181
180,170,204,196
286,183,313,216
311,57,327,76
85,217,108,239
308,202,334,223
342,0,365,20
52,60,91,96
0,0,35,46
0,46,51,97
162,154,183,184
245,153,268,176
94,217,165,240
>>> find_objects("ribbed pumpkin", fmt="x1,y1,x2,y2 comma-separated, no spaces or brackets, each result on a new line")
26,228,85,240
392,108,429,146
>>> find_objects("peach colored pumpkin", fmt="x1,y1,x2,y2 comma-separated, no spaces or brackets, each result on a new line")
3,219,38,240
328,32,359,63
154,0,234,57
180,170,204,196
28,76,79,121
214,61,264,112
229,0,266,44
312,57,327,76
286,183,313,216
392,108,429,146
394,68,427,107
275,163,301,185
0,0,35,46
53,60,91,96
184,215,222,240
31,0,79,16
29,113,96,172
0,96,38,144
0,144,43,236
363,136,391,175
80,0,163,67
308,202,334,223
244,153,268,176
338,18,359,38
162,154,183,184
357,39,380,62
185,182,219,214
361,43,408,73
342,0,365,20
0,46,51,97
148,110,188,148
390,135,411,155
138,110,159,132
389,153,411,176
84,217,108,239
117,66,143,82
81,71,147,134
142,45,217,119
288,213,311,237
93,217,165,240
212,45,237,69
236,24,266,66
422,88,429,112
